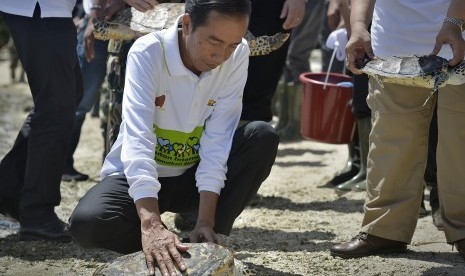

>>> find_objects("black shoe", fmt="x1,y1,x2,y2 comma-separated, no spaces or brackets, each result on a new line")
19,219,72,242
62,168,89,182
327,163,360,186
0,197,19,221
174,211,198,231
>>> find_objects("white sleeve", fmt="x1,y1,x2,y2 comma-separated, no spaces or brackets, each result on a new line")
120,41,162,201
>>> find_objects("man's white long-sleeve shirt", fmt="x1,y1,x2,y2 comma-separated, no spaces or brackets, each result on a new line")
101,20,250,202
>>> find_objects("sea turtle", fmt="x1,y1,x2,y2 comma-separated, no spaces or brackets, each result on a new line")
93,3,289,56
93,242,256,276
361,55,465,103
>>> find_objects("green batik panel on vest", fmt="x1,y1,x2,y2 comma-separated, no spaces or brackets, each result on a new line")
154,125,203,166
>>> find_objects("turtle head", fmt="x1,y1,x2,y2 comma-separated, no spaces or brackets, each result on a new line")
447,60,465,85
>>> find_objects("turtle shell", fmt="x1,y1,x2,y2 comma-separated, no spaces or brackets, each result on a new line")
111,3,184,34
93,242,235,276
362,55,448,78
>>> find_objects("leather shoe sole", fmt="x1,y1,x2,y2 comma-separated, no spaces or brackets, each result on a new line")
331,233,407,258
19,220,72,243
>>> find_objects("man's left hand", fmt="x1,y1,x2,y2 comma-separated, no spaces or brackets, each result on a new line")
431,19,465,66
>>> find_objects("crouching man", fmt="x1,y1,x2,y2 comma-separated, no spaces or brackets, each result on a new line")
68,0,279,275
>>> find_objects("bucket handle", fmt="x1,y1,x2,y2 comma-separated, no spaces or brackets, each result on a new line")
323,45,338,90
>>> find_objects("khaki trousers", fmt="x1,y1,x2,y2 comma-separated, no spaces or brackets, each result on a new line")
361,78,465,244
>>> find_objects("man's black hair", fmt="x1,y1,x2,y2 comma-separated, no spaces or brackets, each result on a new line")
185,0,251,31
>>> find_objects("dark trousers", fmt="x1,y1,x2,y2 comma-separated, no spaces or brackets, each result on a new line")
241,0,290,122
68,121,279,253
425,103,438,209
0,5,82,226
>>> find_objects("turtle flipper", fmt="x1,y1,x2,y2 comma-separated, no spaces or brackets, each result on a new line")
233,259,257,276
447,60,465,85
93,20,142,41
422,72,448,106
245,30,290,56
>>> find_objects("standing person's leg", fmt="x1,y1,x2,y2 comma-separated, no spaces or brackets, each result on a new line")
319,1,344,73
424,103,442,229
336,73,371,194
331,80,434,257
214,121,279,235
241,0,290,122
64,16,108,181
284,0,324,81
361,81,432,242
278,0,325,140
0,6,82,233
436,84,465,255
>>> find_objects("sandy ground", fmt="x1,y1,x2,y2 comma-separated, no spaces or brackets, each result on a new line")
0,50,464,276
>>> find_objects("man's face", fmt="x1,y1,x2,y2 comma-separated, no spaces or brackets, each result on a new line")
182,11,249,74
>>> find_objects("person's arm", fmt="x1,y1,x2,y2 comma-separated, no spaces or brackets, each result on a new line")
189,43,250,244
345,0,375,74
84,0,159,61
189,191,224,244
121,39,188,276
431,0,465,66
136,198,188,276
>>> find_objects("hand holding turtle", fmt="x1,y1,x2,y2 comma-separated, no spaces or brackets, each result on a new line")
123,0,159,12
280,0,306,30
141,219,189,276
345,24,374,74
85,0,126,61
431,19,465,66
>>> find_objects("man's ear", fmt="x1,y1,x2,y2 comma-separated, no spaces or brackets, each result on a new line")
181,13,191,36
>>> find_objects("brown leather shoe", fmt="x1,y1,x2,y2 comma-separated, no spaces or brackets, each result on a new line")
330,232,407,258
455,239,465,261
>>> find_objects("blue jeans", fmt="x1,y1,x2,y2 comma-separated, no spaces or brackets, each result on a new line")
65,16,108,171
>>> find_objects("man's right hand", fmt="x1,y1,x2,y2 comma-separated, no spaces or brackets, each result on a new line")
345,24,374,74
136,198,189,276
141,220,189,276
123,0,159,12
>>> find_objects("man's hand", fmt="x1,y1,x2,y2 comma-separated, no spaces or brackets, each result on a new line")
83,18,96,62
280,0,306,30
136,198,189,276
123,0,159,12
345,23,374,74
327,0,343,31
142,220,189,276
431,20,465,66
189,220,225,245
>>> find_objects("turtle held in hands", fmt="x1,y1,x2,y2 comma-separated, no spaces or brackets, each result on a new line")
93,242,256,276
93,3,289,56
361,55,465,93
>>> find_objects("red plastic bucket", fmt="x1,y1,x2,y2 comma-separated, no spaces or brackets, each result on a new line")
299,72,356,144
